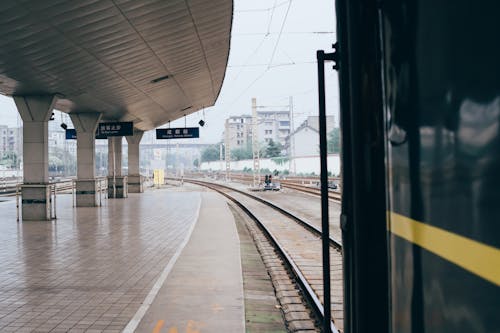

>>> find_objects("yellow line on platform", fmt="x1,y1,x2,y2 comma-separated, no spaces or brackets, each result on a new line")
152,320,165,333
389,211,500,286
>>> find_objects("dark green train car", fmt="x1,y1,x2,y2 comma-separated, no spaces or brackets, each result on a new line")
336,1,500,332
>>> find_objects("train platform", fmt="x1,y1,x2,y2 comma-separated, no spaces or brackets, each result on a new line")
0,185,247,333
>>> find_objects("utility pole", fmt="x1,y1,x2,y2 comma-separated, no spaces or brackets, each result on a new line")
289,96,296,175
225,120,231,181
252,97,260,188
219,143,223,175
176,143,179,177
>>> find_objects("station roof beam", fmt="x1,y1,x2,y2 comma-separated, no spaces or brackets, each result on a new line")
0,0,233,130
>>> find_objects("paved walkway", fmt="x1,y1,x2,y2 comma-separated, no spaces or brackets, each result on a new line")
0,186,244,333
134,191,245,333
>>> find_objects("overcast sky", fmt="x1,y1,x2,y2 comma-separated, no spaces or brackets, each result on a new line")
0,0,338,144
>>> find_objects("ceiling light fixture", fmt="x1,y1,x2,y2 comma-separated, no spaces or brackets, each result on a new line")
199,106,206,127
181,106,193,111
150,75,170,83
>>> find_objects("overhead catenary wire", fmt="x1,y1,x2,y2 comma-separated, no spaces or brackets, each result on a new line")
267,0,293,69
266,0,279,35
232,0,280,82
228,61,315,68
235,0,290,13
232,36,269,81
232,31,335,36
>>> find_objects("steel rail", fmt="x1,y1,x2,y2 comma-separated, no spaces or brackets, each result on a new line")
184,179,339,333
184,178,342,250
189,172,342,202
280,181,341,201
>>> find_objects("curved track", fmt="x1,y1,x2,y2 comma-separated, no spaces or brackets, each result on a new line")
205,172,342,202
184,178,343,333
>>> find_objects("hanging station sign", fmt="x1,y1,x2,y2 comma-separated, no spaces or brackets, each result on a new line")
65,122,134,140
156,127,199,139
65,129,77,140
96,122,133,137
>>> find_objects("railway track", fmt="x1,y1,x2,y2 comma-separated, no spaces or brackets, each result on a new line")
198,172,342,202
280,181,341,202
184,178,344,332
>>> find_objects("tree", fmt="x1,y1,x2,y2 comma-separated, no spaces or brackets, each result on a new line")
49,147,76,175
0,151,18,169
231,143,252,161
264,139,283,158
49,155,63,172
201,144,221,162
193,158,199,168
328,128,341,153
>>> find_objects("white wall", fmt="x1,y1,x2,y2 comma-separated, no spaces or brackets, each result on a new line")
200,154,340,176
292,127,319,157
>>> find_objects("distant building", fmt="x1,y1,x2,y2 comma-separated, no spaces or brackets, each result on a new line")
286,116,336,157
48,120,76,156
0,125,22,157
223,109,291,150
223,115,253,149
257,110,290,146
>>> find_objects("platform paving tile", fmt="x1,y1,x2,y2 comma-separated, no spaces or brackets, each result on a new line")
0,189,201,332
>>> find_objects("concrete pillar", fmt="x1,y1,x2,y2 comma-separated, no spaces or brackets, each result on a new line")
107,136,127,198
13,95,57,221
70,112,102,207
126,129,144,193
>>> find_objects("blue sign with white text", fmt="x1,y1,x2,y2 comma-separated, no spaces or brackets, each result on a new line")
65,129,77,139
96,122,133,137
65,128,108,140
65,122,133,140
156,127,199,139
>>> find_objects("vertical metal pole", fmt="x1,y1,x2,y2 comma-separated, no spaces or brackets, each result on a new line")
225,120,231,181
16,184,20,222
252,97,260,188
219,143,223,175
289,96,297,176
317,50,332,332
53,184,57,219
112,137,116,198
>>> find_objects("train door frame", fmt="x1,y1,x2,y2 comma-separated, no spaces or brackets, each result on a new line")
335,0,390,332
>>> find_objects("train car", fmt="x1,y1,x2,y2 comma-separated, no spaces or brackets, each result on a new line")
334,1,500,332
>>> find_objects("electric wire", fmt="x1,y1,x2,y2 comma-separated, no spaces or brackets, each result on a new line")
267,0,293,69
235,0,290,13
266,0,279,35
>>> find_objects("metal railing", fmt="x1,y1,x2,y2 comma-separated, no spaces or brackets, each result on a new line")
16,183,59,222
71,177,108,207
14,177,109,220
97,177,108,206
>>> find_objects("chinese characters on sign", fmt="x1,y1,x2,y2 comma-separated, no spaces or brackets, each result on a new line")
66,122,134,139
96,122,133,137
156,127,199,139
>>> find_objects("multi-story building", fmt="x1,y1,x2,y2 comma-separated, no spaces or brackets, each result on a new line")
48,120,77,156
223,115,252,149
223,109,291,150
0,125,22,157
257,110,290,146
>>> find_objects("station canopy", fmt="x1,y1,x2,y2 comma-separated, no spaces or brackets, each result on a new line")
0,0,233,131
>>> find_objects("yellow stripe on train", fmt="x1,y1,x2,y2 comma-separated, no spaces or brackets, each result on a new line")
388,211,500,287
